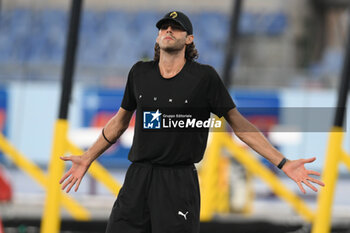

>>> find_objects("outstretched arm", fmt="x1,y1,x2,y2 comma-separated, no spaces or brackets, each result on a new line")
224,108,325,193
59,107,134,193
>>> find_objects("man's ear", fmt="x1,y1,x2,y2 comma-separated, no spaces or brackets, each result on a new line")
186,35,194,45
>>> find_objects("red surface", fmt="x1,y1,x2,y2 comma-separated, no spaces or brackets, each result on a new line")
0,218,4,233
0,166,12,202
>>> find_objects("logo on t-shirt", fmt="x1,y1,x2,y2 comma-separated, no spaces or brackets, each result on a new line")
143,109,223,131
143,109,162,129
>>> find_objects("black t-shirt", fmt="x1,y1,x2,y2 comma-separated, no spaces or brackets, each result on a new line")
121,60,236,165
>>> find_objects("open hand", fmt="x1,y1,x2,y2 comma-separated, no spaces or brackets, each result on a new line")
59,155,91,193
282,157,325,194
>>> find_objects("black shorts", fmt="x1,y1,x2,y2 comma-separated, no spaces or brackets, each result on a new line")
105,162,200,233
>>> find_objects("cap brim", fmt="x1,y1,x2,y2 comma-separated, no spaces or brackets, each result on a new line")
156,18,188,33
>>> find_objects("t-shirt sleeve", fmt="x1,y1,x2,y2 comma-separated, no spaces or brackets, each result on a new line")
121,64,137,111
207,66,236,118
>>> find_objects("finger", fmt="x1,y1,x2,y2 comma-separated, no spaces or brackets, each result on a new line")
60,156,72,161
304,157,316,163
75,178,82,192
307,170,321,176
59,171,72,184
307,177,325,186
62,176,74,190
296,181,306,194
66,178,78,193
303,180,317,192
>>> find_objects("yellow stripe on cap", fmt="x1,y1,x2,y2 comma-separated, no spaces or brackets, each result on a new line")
170,11,178,19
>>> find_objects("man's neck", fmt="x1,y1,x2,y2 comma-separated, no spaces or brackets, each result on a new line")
158,50,186,79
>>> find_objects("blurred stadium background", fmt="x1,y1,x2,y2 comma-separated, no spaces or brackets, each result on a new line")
0,0,350,232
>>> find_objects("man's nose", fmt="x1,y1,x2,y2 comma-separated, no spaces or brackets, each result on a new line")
166,26,173,33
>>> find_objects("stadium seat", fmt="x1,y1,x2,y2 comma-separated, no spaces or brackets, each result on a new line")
0,8,290,71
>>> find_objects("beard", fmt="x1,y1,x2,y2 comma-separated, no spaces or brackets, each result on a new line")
159,38,186,53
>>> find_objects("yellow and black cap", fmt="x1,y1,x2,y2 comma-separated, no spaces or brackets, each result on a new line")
156,11,193,35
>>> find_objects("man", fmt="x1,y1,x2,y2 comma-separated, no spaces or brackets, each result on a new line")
60,11,325,233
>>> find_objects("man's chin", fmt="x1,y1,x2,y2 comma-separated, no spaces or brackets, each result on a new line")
161,46,185,53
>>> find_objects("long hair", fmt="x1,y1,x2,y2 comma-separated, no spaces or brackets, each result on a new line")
153,42,199,61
